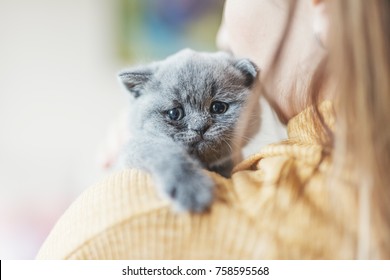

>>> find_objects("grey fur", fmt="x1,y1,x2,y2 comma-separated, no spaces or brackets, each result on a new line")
119,49,258,212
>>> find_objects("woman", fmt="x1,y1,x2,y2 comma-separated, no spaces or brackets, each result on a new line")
37,0,390,259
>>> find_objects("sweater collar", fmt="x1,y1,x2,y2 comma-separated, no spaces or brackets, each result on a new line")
287,100,335,144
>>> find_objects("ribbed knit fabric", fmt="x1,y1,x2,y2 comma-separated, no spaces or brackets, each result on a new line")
36,102,358,259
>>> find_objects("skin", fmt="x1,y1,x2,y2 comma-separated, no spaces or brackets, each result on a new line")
217,0,327,123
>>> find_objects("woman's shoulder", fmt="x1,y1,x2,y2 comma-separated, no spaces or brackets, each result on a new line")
36,102,358,259
36,138,357,259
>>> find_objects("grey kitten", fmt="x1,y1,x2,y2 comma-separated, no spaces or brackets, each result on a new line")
118,49,258,212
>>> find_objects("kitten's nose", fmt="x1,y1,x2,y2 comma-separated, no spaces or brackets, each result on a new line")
194,125,210,138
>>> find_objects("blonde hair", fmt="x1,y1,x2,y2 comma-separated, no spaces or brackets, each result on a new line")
270,0,390,258
329,0,390,258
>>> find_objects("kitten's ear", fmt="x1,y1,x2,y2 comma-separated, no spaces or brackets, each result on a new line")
118,66,155,98
234,59,259,87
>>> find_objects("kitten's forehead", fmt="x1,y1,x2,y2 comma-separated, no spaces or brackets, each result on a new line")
152,50,246,102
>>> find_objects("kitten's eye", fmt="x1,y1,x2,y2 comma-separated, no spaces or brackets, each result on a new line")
167,107,184,121
210,101,229,114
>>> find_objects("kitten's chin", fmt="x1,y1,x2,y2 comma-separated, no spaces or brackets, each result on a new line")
190,141,233,174
189,140,221,163
188,142,202,154
188,141,208,158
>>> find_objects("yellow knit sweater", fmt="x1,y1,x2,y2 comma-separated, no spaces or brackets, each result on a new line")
36,102,358,259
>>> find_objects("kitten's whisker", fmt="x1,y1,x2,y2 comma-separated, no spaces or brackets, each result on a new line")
231,133,252,142
222,139,234,154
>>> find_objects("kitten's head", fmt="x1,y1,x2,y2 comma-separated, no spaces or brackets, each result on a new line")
119,49,258,167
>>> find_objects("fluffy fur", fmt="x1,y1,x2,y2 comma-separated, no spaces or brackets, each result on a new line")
119,49,258,212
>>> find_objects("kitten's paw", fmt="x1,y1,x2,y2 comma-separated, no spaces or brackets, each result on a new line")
161,169,214,213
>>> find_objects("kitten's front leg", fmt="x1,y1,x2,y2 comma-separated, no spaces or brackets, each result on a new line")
125,136,214,212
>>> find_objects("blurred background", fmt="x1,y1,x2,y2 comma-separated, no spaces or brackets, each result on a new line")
0,0,285,259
